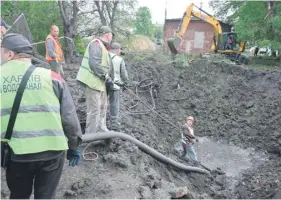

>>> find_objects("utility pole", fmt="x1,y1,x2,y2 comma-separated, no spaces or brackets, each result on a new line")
165,0,167,20
200,0,203,14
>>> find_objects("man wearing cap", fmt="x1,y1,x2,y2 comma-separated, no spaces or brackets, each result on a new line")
1,33,82,199
45,25,64,75
77,26,114,134
0,18,10,39
179,116,198,164
108,42,128,131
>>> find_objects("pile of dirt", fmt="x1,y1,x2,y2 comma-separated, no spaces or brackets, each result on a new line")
128,35,157,52
1,53,281,199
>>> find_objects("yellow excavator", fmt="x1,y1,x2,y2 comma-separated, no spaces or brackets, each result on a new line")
167,3,248,64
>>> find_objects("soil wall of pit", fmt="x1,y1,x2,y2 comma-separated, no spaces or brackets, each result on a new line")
64,53,281,198
1,53,280,199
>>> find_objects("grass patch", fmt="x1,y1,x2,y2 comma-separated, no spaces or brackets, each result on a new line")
247,57,281,71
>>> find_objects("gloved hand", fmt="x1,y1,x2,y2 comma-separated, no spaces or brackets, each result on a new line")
106,77,112,84
122,82,129,91
105,77,112,89
67,148,81,167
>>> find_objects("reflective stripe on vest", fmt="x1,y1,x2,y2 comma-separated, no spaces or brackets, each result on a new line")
109,52,123,90
76,39,110,92
1,105,60,117
0,60,68,155
45,34,64,61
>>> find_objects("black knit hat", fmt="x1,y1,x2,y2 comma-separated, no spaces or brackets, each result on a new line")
2,33,33,55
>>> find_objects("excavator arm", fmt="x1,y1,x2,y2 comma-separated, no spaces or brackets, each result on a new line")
167,3,222,54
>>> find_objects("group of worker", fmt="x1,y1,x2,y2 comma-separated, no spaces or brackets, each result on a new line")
1,17,198,199
45,25,128,132
1,18,128,198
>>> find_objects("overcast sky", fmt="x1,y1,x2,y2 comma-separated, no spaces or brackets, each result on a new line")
138,0,214,24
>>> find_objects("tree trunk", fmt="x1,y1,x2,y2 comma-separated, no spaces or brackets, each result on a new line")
58,1,78,63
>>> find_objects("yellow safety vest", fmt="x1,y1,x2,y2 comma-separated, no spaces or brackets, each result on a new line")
1,60,68,155
76,39,111,92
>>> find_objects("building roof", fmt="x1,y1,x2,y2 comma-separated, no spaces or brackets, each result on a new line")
165,17,200,22
165,17,231,26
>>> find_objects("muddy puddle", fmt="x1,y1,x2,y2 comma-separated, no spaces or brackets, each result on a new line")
175,137,267,177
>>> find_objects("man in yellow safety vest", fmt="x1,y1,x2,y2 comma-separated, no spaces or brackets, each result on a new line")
1,33,82,199
77,26,114,134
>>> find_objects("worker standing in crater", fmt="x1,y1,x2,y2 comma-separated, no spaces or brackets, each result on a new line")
179,116,199,165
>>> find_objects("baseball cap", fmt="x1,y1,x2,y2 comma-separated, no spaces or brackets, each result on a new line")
98,26,115,36
110,42,125,55
187,116,196,124
111,42,121,49
0,18,11,29
2,33,33,55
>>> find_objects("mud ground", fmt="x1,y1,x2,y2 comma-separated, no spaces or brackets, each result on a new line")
1,53,281,199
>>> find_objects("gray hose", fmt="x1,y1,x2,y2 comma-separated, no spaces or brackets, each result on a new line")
82,132,210,174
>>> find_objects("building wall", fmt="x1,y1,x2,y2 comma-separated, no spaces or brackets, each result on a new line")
164,20,215,54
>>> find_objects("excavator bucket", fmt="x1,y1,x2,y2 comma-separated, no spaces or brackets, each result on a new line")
167,35,182,54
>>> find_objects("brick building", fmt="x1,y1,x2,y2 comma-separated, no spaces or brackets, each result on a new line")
164,17,232,54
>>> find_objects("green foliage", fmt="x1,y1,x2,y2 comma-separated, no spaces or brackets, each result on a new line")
173,54,189,68
73,36,87,55
113,1,136,39
1,1,62,54
257,40,272,47
135,7,154,37
1,1,16,19
153,25,164,39
248,57,281,71
271,16,281,30
210,0,281,52
209,0,245,23
234,2,266,42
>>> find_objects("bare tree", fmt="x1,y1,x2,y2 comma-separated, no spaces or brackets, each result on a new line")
94,0,119,32
58,0,79,63
59,0,135,43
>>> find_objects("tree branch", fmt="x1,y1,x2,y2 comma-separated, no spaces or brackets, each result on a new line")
94,1,107,25
58,1,69,26
78,10,98,16
73,0,78,20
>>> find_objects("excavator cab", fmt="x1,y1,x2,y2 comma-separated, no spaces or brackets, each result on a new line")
216,32,246,53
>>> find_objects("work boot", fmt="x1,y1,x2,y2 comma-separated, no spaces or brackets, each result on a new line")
109,121,121,132
180,156,190,162
110,125,120,132
193,160,200,167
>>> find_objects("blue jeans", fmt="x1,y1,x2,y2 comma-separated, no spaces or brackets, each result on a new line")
182,143,197,161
